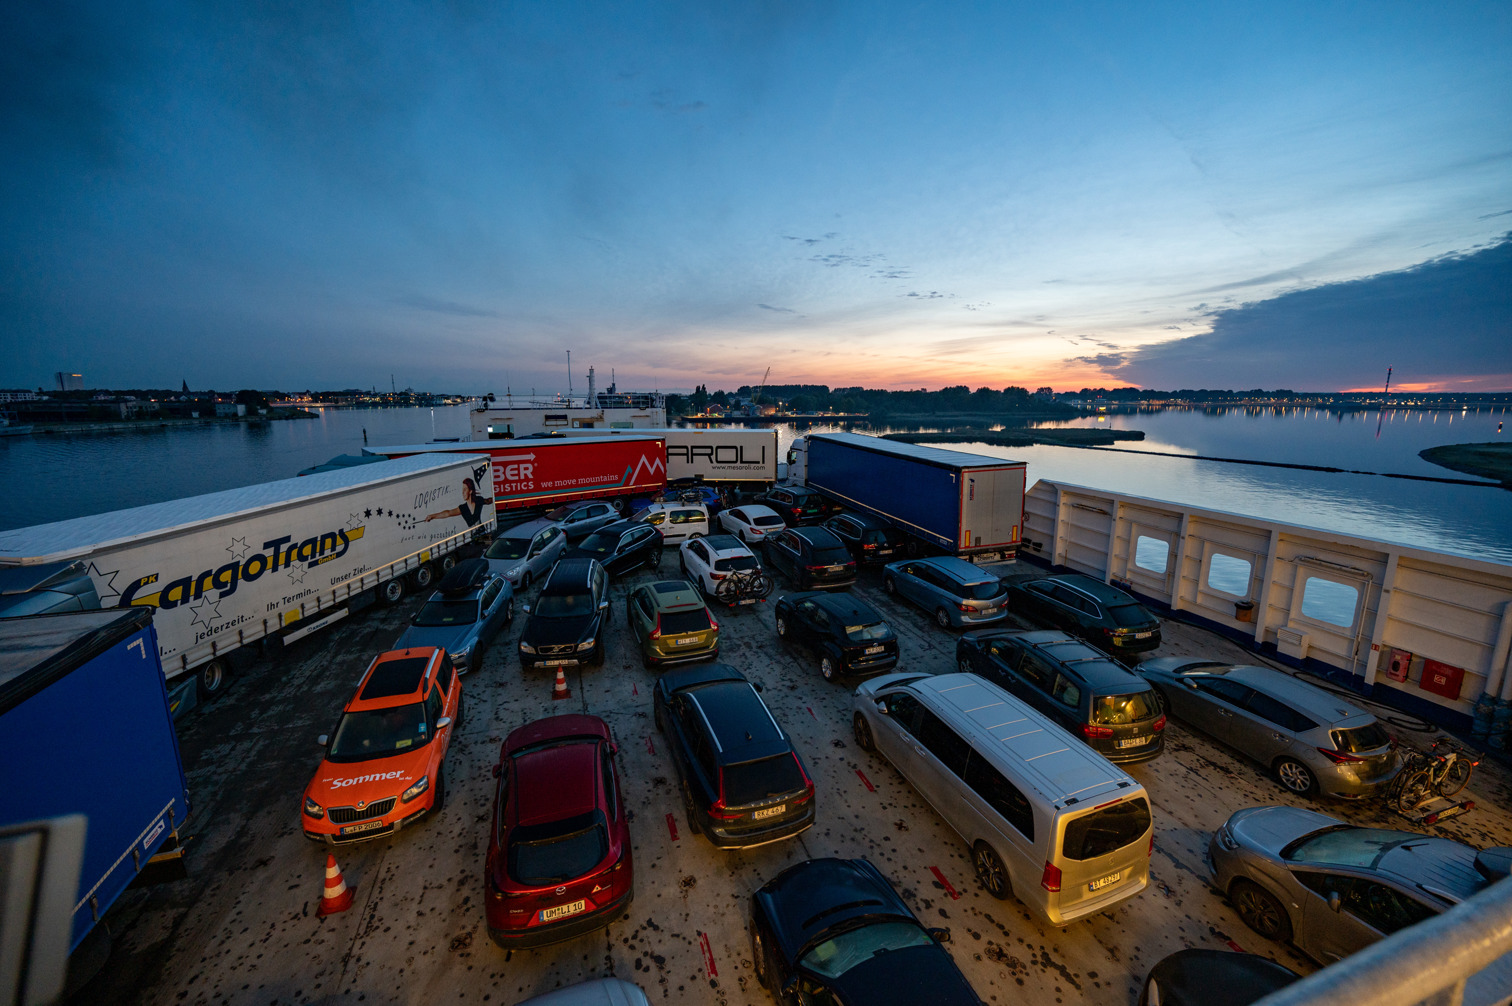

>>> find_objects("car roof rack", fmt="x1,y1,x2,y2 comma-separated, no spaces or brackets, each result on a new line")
437,557,490,594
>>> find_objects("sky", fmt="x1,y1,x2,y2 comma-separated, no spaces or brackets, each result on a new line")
2,1,1509,395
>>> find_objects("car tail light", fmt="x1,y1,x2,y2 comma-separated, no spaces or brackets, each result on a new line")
958,601,974,612
806,564,828,573
706,611,719,631
792,754,815,805
1082,724,1114,739
711,572,726,581
1152,714,1167,732
1040,861,1062,893
1317,747,1366,764
862,543,877,551
709,773,742,820
649,616,661,641
1148,832,1155,856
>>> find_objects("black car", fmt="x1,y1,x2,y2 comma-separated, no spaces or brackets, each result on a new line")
774,591,899,681
749,858,980,1006
956,629,1167,763
1139,949,1299,1006
753,485,830,525
822,512,904,565
1005,573,1162,658
763,527,857,591
517,558,611,670
652,663,814,849
564,519,663,577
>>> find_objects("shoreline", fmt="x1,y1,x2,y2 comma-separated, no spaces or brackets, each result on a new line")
27,409,317,435
1420,443,1512,486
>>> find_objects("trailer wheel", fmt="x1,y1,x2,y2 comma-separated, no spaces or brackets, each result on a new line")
379,577,407,605
439,554,458,573
411,563,435,590
610,497,626,514
198,658,231,703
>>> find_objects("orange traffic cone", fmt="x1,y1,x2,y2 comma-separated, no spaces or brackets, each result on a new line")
552,666,571,700
316,853,355,916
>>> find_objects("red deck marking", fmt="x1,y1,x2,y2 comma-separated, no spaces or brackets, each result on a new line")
1223,937,1246,953
855,769,875,792
665,813,679,841
698,931,718,978
633,682,639,696
930,866,961,900
646,735,655,754
807,705,816,719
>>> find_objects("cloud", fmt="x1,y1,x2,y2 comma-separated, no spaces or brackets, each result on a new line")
393,294,499,318
756,303,796,313
1109,235,1512,390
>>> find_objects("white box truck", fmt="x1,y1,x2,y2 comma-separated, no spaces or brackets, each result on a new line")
518,427,779,487
0,453,494,717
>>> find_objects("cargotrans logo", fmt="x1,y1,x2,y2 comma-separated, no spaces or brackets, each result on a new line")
328,770,408,789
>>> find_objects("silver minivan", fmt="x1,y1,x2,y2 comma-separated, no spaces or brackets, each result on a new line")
851,672,1153,925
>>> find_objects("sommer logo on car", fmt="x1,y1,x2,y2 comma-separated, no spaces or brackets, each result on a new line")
328,769,408,789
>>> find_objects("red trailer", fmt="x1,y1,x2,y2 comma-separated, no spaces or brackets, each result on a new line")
363,436,667,512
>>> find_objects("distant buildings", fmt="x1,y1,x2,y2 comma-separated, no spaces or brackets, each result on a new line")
55,372,84,391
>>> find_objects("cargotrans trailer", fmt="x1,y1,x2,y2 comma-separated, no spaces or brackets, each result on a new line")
0,454,494,717
788,431,1026,560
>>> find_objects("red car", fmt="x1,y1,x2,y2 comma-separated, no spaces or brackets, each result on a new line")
485,714,633,947
302,647,461,845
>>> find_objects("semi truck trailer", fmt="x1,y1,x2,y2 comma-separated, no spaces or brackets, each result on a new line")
518,427,779,488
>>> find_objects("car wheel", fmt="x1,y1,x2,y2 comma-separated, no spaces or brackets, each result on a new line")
411,563,435,590
519,571,532,591
1274,757,1318,796
958,656,973,675
683,783,700,832
454,693,466,731
883,575,897,595
751,926,773,991
820,654,838,681
432,765,448,813
379,576,406,605
775,615,788,639
197,658,231,703
972,842,1012,900
1230,879,1292,942
654,703,667,734
853,712,875,752
679,555,689,576
934,607,952,629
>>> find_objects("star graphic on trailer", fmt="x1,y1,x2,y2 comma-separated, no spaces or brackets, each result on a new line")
347,512,363,530
188,596,223,629
226,536,249,561
87,562,121,605
286,563,308,585
364,508,372,518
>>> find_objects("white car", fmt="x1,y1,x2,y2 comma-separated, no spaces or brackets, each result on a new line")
718,504,786,545
630,501,710,545
678,534,761,597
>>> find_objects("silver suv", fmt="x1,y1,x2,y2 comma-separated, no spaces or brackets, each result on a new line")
483,518,568,590
881,556,1008,629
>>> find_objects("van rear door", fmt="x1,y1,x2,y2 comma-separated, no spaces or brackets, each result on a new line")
1052,795,1151,920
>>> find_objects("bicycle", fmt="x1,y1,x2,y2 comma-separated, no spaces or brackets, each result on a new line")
716,568,775,606
1393,737,1477,814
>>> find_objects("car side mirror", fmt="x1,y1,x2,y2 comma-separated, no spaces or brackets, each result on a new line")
1183,678,1198,689
491,763,502,778
781,976,800,996
317,734,329,746
609,742,619,755
752,681,764,693
875,700,889,715
410,612,420,623
435,716,453,729
598,600,609,611
1327,891,1342,913
927,927,951,943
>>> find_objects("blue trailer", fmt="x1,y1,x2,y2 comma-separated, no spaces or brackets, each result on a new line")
793,432,1027,560
0,607,190,953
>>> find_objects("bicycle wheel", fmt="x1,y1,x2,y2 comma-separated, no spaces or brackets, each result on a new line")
716,576,741,604
752,572,775,598
1396,769,1435,814
1437,758,1473,798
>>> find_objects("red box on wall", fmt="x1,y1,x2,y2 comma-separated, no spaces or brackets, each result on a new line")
1385,648,1412,683
1419,659,1464,700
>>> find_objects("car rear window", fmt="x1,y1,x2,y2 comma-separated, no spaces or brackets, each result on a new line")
508,811,609,885
714,555,758,573
963,580,1003,601
1332,722,1391,753
574,532,616,555
721,754,805,806
485,538,529,560
810,546,851,564
1093,691,1162,724
659,608,711,634
861,529,893,544
844,622,890,642
753,514,784,526
1062,797,1151,861
1107,604,1154,628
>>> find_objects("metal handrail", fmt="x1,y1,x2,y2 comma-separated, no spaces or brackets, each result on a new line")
1252,875,1512,1006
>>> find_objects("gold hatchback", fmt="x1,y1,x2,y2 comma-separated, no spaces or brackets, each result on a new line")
626,580,720,669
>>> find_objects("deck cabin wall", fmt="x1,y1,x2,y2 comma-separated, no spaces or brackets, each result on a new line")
1022,480,1512,735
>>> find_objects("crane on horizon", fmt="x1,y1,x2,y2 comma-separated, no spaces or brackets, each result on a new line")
1375,366,1393,440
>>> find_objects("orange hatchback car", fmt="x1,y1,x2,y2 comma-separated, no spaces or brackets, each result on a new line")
302,647,462,845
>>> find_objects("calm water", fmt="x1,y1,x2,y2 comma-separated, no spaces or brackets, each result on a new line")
2,406,1509,564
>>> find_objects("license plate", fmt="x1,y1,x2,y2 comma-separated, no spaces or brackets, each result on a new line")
876,549,893,555
673,637,698,646
827,566,842,573
539,900,587,923
340,820,386,836
1089,871,1121,891
971,552,1002,564
752,804,786,820
738,598,757,605
540,658,578,667
865,645,884,654
1116,735,1149,748
1132,631,1153,639
978,605,999,614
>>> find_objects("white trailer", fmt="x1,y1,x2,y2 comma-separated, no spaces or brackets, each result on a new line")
522,427,779,486
0,454,494,716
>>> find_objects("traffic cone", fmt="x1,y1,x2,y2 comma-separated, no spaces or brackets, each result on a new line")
316,853,355,917
552,666,571,700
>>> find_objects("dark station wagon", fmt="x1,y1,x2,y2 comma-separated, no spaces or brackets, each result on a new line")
764,527,857,591
774,591,899,681
1005,573,1162,658
957,629,1167,763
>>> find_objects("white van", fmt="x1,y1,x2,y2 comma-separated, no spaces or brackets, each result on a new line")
851,672,1152,925
629,502,710,545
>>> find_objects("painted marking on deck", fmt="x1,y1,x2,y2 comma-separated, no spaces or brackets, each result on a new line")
646,735,655,755
666,813,679,842
698,931,718,978
633,682,638,696
930,866,960,900
807,705,816,719
856,769,874,792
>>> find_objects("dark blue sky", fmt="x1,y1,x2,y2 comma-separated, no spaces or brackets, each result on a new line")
2,1,1509,393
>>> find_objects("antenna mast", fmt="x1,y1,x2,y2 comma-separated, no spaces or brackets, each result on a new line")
567,351,572,402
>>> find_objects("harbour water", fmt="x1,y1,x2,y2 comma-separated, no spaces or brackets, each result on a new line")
2,405,1509,564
